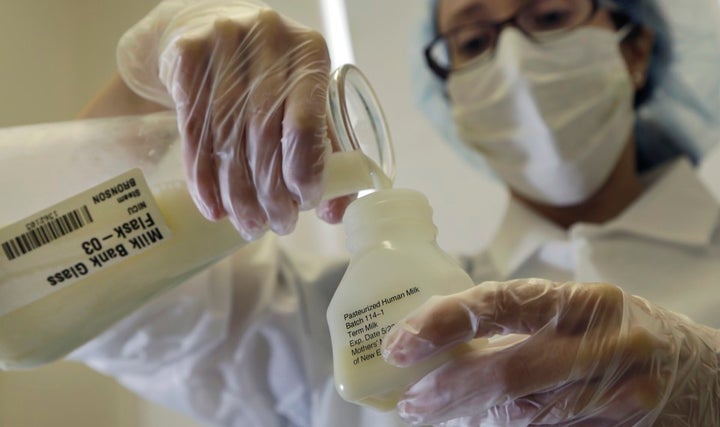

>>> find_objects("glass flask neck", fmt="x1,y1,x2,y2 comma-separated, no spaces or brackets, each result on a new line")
326,64,396,184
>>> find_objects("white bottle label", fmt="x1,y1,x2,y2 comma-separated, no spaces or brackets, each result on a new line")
344,286,423,367
0,169,172,317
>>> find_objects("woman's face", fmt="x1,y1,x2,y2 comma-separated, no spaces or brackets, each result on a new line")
435,0,656,213
436,0,652,88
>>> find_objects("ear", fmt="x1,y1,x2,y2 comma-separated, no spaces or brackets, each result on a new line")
620,27,654,90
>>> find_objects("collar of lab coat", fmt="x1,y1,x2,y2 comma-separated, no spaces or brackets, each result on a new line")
488,158,720,278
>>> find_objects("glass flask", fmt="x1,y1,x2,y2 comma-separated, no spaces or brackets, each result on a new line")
0,64,395,370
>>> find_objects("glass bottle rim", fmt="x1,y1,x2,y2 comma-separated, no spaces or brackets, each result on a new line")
327,64,397,183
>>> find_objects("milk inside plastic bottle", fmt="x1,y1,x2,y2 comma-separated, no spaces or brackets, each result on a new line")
0,62,397,370
327,188,486,410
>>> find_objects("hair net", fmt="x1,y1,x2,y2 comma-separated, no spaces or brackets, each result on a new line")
412,0,720,172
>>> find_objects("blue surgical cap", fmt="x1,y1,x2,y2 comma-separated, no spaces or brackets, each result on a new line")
413,0,720,172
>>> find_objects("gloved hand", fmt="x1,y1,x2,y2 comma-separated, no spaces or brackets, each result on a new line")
381,278,720,426
117,0,349,240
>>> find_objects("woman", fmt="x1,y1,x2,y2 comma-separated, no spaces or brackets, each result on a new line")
381,1,720,425
70,0,719,425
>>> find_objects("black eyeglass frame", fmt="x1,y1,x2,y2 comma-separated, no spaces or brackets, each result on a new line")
424,0,601,80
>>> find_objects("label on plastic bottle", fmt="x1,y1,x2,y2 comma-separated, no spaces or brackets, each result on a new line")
343,286,423,367
0,169,172,317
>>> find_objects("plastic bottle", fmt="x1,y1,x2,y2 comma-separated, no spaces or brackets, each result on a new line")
0,64,394,370
326,188,484,410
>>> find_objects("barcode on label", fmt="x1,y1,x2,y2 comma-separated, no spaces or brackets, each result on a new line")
2,206,94,261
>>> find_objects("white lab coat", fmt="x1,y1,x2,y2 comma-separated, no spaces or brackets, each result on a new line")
470,159,720,329
70,158,720,426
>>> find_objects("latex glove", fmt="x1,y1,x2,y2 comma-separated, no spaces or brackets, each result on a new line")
381,278,720,426
117,0,349,240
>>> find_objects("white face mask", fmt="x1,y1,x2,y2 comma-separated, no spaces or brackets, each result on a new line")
448,27,636,206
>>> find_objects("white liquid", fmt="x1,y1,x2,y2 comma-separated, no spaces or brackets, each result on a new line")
326,189,488,410
323,151,393,198
328,248,482,410
0,182,242,369
0,150,389,370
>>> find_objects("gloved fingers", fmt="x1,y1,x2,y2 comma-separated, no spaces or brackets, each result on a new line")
441,409,624,427
137,4,334,240
171,37,225,220
382,293,480,367
280,29,331,210
571,324,675,390
386,279,717,426
395,327,669,426
436,382,646,427
241,16,299,236
404,370,659,426
246,103,298,235
203,18,269,239
395,334,585,425
382,279,626,367
316,196,354,224
433,399,544,427
517,376,661,426
434,400,568,427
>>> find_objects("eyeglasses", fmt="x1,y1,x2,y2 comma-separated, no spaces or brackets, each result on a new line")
425,0,600,79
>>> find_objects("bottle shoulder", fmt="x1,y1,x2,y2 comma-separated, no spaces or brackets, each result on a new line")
333,243,473,305
347,242,461,270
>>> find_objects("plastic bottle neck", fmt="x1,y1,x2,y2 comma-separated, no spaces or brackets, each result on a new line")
343,189,438,254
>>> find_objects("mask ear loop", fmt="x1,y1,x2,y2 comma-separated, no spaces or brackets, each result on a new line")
616,22,636,41
616,23,651,96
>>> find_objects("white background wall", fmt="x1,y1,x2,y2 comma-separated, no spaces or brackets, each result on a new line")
1,1,719,427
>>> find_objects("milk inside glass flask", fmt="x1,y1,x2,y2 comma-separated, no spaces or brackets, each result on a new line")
0,64,394,370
